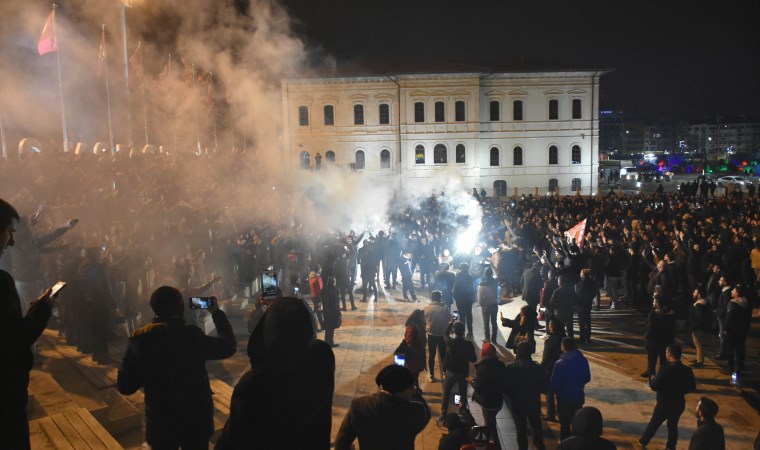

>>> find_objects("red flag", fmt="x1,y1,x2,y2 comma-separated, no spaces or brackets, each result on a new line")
564,219,587,247
128,42,142,85
37,10,57,55
97,27,106,77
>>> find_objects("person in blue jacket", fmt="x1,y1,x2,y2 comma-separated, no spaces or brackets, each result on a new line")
551,337,591,440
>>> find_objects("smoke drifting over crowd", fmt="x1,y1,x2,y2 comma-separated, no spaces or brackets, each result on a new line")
0,0,481,262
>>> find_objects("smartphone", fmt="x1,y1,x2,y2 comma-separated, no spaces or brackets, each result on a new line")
453,311,459,321
189,297,215,310
262,270,278,299
394,354,406,366
454,394,462,405
50,281,67,297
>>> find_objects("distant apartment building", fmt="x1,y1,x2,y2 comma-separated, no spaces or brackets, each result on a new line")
281,69,607,196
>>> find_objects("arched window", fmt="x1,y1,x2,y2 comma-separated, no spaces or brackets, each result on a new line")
493,180,507,197
513,100,523,121
355,149,365,169
380,149,391,169
572,99,582,119
323,105,334,126
455,101,465,122
455,144,466,163
300,151,310,169
435,101,445,122
489,101,500,121
434,144,447,163
298,106,309,126
549,178,559,192
414,102,425,123
513,146,523,166
415,145,425,164
572,178,582,191
549,145,558,165
325,150,335,162
353,104,364,125
571,145,581,164
549,99,559,120
489,147,499,166
379,104,390,125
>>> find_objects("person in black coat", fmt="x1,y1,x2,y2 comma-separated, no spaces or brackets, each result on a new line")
504,342,548,450
118,286,237,449
641,293,676,378
471,342,507,449
689,397,725,450
321,276,342,347
575,269,599,344
452,263,475,337
500,304,537,351
558,406,617,450
636,344,696,450
540,318,566,421
550,275,579,339
521,261,544,314
439,321,476,419
0,198,56,450
433,263,457,309
724,283,753,384
217,296,335,450
438,412,474,450
77,247,117,364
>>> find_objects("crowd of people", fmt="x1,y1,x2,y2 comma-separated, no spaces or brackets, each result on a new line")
2,149,758,449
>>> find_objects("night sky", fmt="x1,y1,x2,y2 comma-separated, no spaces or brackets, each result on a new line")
280,0,760,122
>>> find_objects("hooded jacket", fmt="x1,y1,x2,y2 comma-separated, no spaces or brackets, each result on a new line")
216,297,335,450
725,297,752,338
117,310,236,445
557,407,617,450
551,349,591,403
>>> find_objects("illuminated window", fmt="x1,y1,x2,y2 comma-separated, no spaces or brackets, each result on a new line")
325,150,335,162
455,101,465,122
298,106,309,126
415,145,425,164
490,147,499,166
355,150,365,169
354,104,364,125
489,101,500,121
435,101,445,122
323,105,334,126
414,102,425,122
513,100,523,121
572,99,582,119
455,144,465,163
549,178,558,192
379,104,390,125
513,146,523,166
493,180,507,196
549,99,559,120
300,151,310,168
572,145,581,164
434,144,447,163
380,149,391,169
549,145,558,165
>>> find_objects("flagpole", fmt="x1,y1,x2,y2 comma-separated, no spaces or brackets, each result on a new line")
52,4,69,152
192,64,200,154
102,24,115,153
227,79,234,150
120,1,133,147
0,110,7,159
139,42,148,146
169,54,177,151
209,72,217,151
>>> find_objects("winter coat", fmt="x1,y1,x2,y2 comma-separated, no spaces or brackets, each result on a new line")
575,277,598,310
557,407,617,450
453,271,475,304
688,300,712,333
477,279,499,307
443,334,477,376
433,269,456,305
504,358,547,413
404,324,427,374
689,420,725,450
540,328,566,375
472,356,507,410
309,271,323,299
118,312,236,445
550,284,579,325
551,349,591,403
645,308,676,347
423,302,451,336
521,267,543,307
321,284,342,330
649,361,696,411
725,297,752,340
216,297,335,450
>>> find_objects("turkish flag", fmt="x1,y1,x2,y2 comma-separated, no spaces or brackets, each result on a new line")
564,219,587,247
38,10,57,56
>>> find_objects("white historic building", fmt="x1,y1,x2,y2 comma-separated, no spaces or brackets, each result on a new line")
281,70,606,196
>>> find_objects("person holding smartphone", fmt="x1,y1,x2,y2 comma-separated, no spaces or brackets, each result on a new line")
0,198,59,450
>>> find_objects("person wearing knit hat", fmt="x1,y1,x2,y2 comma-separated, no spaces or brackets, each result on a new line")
334,364,431,450
471,341,507,449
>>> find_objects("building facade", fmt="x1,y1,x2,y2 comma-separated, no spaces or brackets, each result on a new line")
281,70,606,196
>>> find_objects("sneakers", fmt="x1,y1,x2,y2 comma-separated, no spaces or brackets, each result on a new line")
631,439,647,449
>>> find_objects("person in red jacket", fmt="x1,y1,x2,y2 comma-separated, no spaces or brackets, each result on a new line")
309,264,325,330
